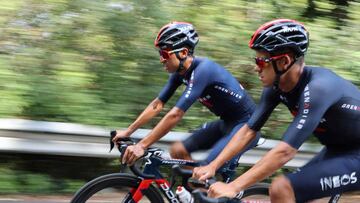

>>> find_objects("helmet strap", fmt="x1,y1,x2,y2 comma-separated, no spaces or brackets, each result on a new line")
175,52,187,73
271,56,298,91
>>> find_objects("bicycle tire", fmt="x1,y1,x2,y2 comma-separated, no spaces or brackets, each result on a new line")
242,183,269,197
240,183,270,202
71,173,165,203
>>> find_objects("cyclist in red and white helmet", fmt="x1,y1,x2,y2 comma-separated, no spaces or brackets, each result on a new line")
113,22,261,181
193,19,360,202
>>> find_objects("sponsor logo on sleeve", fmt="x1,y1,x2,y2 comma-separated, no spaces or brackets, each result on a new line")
296,85,310,129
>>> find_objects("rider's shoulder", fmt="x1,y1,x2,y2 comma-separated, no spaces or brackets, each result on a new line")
192,57,216,72
306,66,337,81
194,57,213,66
194,57,225,71
305,66,335,75
304,66,340,92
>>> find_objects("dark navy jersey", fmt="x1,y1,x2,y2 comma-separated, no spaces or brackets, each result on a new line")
248,66,360,149
158,57,256,121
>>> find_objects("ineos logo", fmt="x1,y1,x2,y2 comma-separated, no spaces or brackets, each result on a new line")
320,172,357,191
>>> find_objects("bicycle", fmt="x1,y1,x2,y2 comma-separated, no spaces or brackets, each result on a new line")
70,131,270,203
192,183,270,203
192,187,343,203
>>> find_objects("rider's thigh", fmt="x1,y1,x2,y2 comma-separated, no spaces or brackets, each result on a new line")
182,120,225,153
169,141,192,160
286,149,360,203
205,121,260,166
270,175,296,203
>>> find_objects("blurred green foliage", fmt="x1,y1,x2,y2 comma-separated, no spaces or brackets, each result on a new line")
0,0,359,141
0,1,359,195
0,154,119,194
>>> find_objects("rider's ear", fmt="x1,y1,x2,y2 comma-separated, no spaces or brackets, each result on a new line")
278,55,292,71
180,48,189,59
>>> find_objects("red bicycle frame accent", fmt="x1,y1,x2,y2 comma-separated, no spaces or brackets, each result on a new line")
130,179,177,203
130,179,154,202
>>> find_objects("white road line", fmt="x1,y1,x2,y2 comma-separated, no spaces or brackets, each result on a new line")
0,199,23,201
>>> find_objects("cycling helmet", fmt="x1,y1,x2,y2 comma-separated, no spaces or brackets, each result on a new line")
249,19,309,57
155,22,199,54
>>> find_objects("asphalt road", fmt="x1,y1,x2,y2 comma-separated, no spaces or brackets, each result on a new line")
0,193,359,203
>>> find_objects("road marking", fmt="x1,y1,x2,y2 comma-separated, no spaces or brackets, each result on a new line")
0,199,23,202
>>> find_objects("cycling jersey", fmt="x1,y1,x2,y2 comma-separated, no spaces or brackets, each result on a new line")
158,57,256,121
247,66,360,149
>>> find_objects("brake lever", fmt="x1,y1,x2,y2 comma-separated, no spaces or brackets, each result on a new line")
119,143,128,172
169,171,176,190
109,130,134,152
109,130,117,152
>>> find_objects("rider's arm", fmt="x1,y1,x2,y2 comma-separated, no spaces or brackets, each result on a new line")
227,141,297,192
139,64,212,148
124,98,165,136
209,124,257,170
121,74,181,137
138,107,185,148
209,87,280,171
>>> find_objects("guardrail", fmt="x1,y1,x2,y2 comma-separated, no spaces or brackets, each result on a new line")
0,118,323,168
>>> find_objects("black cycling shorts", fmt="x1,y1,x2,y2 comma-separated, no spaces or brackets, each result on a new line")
286,147,360,202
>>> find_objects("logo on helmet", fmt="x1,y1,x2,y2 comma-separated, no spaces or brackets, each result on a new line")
281,25,300,33
178,25,193,33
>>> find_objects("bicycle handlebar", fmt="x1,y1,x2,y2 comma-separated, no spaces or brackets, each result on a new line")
110,130,156,179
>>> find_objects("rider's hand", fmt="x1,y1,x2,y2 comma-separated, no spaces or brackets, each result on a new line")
122,143,145,165
208,182,237,198
112,130,130,145
192,164,216,181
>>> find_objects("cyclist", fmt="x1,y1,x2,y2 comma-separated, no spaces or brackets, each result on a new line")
193,19,360,202
112,22,261,179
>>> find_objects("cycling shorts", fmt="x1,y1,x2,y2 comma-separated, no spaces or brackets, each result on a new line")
286,147,360,202
182,119,260,175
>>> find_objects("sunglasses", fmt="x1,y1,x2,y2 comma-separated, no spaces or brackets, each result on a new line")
158,48,185,59
254,54,288,70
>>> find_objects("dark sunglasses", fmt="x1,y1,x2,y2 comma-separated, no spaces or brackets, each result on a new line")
158,48,185,59
254,54,288,70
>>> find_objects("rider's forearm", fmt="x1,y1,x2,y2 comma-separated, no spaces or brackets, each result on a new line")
210,125,257,170
230,142,297,192
138,107,185,149
126,98,164,136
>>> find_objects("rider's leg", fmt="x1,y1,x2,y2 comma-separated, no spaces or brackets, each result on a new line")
170,120,224,160
204,121,261,182
170,141,192,160
285,147,360,202
269,175,296,203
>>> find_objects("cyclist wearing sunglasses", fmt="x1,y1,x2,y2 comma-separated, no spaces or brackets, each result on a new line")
112,22,260,179
193,19,360,202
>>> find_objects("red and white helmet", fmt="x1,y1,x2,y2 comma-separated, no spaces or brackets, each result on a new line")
249,19,309,57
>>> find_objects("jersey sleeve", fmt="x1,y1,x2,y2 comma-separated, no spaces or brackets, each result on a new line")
158,74,182,104
175,65,212,112
282,82,340,149
247,87,280,131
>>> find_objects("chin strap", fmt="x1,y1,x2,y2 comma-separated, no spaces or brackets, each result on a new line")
175,52,187,72
271,56,298,91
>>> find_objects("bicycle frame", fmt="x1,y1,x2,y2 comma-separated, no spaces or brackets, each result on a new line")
124,149,199,203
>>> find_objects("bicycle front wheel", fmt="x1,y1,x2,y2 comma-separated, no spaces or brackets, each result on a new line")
240,183,270,202
71,173,164,203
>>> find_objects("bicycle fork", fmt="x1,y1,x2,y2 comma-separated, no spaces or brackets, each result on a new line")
126,179,181,203
125,179,154,203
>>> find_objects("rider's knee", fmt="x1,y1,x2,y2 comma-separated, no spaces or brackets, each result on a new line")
170,141,190,159
270,175,295,202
